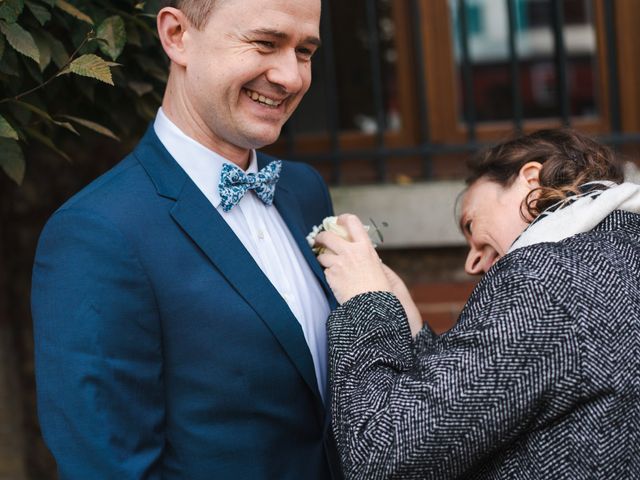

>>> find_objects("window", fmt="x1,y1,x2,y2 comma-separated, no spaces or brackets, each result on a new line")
292,0,402,135
265,0,640,184
449,0,600,122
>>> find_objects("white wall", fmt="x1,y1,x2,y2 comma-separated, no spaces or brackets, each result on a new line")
330,181,467,249
331,162,640,249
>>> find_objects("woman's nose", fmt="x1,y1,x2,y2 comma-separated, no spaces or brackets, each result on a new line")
465,246,492,275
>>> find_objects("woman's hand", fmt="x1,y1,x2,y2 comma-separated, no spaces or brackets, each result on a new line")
316,214,391,305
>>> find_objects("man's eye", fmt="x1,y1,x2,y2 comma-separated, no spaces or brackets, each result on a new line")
465,220,472,235
296,47,315,60
255,41,275,49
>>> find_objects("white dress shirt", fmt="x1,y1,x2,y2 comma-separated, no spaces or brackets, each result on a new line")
154,108,330,401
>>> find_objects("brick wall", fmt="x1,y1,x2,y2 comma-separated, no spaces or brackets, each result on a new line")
411,281,477,334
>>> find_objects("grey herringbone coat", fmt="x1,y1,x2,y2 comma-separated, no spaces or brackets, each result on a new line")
328,210,640,479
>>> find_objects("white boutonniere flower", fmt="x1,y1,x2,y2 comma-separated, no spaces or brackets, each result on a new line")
306,216,386,255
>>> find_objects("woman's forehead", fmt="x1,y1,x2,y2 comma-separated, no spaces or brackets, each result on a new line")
461,178,507,219
463,178,493,206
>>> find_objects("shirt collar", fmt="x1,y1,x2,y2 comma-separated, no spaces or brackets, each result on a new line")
153,107,257,208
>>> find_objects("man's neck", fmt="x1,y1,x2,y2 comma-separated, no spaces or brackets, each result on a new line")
161,86,251,170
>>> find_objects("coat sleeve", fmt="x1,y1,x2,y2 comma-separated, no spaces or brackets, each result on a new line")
31,208,164,479
328,276,580,479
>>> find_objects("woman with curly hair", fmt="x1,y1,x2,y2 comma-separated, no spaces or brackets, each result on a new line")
315,129,640,479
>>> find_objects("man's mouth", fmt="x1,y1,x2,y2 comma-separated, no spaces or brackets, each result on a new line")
243,88,284,108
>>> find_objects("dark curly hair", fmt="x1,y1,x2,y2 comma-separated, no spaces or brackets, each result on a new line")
466,129,624,220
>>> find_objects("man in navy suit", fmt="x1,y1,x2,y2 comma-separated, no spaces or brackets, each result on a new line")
31,0,342,478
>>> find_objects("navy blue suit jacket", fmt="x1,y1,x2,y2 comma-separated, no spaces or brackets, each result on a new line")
31,126,342,479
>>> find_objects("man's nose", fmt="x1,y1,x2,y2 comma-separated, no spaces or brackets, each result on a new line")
266,50,304,93
465,247,487,275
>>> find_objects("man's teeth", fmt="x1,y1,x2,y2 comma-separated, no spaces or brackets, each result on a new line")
244,89,282,107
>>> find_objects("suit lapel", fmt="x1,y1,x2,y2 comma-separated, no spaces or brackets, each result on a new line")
259,155,337,310
134,126,324,413
273,188,336,306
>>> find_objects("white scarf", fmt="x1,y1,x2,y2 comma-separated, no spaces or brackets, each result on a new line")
509,181,640,252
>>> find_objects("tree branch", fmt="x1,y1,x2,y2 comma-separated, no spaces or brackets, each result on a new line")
0,31,96,106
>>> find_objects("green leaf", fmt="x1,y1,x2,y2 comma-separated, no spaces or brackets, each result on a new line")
14,100,53,123
0,138,25,184
25,0,51,25
42,30,68,67
24,126,71,162
0,32,5,60
52,120,78,135
31,29,51,70
55,0,93,25
96,15,126,61
21,48,42,81
13,102,79,137
58,114,120,140
65,53,113,85
0,114,19,139
12,102,76,136
0,20,39,63
0,0,24,23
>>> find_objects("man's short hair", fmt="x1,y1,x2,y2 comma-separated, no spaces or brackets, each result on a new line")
161,0,220,29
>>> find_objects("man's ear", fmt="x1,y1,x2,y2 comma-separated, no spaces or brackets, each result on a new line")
157,7,191,67
519,161,542,190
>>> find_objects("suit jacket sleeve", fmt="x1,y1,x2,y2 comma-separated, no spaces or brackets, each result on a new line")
32,208,164,479
328,273,581,479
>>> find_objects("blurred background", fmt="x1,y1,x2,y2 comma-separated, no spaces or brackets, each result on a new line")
1,0,640,477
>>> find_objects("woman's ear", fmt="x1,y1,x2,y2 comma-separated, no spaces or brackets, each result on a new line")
519,161,542,190
157,7,191,67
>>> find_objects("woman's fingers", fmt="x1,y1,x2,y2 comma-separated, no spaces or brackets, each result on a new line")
313,214,393,304
315,230,347,255
337,214,371,244
317,250,338,268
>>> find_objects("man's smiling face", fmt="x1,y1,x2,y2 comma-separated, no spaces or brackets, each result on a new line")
181,0,321,156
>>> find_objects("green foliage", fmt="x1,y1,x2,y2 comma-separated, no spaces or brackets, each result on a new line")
97,15,126,60
0,136,25,183
0,20,40,63
66,53,114,84
0,0,168,184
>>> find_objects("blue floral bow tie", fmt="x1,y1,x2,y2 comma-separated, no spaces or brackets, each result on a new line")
218,160,282,212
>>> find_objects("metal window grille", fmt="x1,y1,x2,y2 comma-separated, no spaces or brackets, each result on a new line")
281,0,640,184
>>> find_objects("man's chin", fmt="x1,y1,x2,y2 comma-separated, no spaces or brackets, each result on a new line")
243,128,283,150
